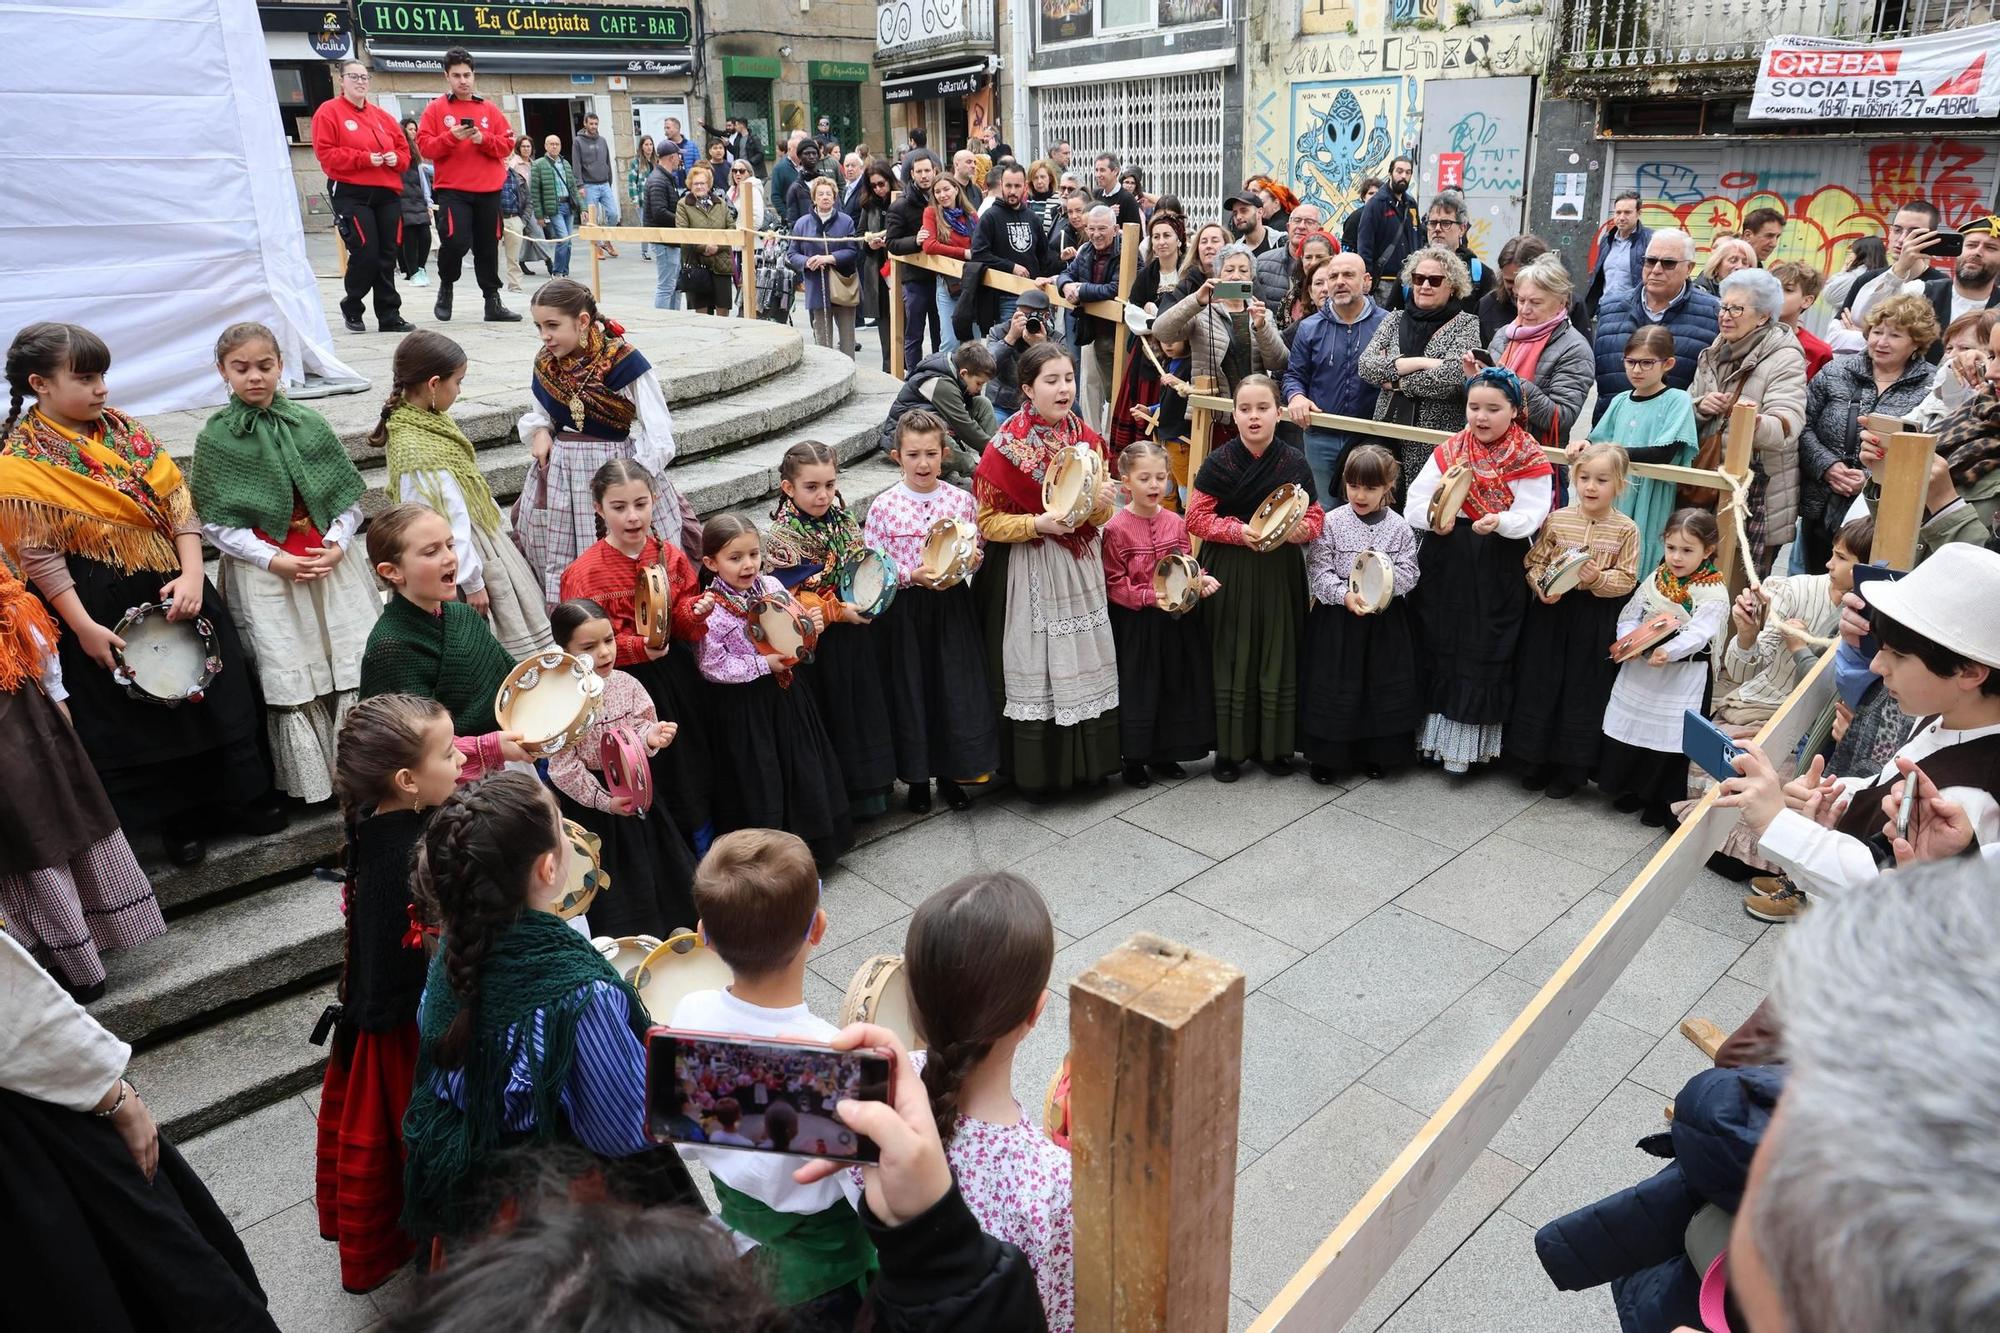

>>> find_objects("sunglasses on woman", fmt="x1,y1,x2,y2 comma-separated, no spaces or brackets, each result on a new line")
1409,272,1447,288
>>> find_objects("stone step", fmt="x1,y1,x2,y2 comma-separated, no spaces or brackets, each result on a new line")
90,873,344,1044
145,810,345,917
131,984,336,1141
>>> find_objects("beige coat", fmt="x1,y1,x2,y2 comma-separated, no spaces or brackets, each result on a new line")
1151,290,1290,397
1690,321,1809,540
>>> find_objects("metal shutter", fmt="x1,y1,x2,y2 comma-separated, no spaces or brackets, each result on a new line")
1034,69,1226,210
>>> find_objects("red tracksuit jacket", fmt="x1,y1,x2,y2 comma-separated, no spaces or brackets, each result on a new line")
416,94,514,193
310,98,406,191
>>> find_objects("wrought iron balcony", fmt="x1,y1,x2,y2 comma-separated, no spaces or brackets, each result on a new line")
876,0,997,66
1551,0,1992,82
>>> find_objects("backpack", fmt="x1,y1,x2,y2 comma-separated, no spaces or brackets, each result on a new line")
500,168,526,219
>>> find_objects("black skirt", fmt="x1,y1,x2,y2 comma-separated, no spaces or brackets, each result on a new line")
1300,598,1422,772
1108,603,1213,764
798,620,896,801
557,787,699,938
705,672,855,867
1506,588,1626,779
44,555,269,831
1597,735,1694,808
1413,527,1532,726
873,583,999,784
0,1088,277,1332
625,652,714,846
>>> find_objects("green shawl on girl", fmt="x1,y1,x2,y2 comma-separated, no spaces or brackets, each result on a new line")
358,593,516,735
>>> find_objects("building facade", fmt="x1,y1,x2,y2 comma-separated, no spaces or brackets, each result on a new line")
875,0,1007,160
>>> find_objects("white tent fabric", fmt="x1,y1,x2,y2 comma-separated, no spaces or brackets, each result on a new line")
0,0,357,415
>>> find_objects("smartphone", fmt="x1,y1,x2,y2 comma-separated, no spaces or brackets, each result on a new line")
646,1028,891,1162
1927,230,1966,258
1212,280,1252,301
1847,562,1903,670
1683,709,1746,782
1469,347,1497,367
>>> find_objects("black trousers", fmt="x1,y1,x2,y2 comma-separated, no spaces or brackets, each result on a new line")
399,220,431,277
331,183,403,322
434,187,503,297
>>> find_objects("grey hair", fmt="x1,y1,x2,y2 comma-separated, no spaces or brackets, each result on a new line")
1215,241,1258,274
1095,151,1121,172
1703,236,1757,279
1292,202,1324,223
1086,204,1117,226
1399,245,1473,298
1513,253,1575,303
1753,856,2000,1333
1427,190,1469,224
1720,267,1784,320
1651,227,1699,263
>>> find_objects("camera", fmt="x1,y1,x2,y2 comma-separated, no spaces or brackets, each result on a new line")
1024,316,1044,336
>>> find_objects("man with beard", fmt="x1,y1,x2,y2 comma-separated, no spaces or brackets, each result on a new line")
1845,205,1998,360
886,149,945,368
1355,155,1420,305
1223,190,1279,256
970,163,1048,333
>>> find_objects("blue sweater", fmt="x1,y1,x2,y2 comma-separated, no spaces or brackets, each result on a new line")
1590,283,1721,423
1282,299,1387,423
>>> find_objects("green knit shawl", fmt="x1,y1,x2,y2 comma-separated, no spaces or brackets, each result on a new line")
401,909,651,1240
190,394,366,536
384,403,503,537
358,594,516,735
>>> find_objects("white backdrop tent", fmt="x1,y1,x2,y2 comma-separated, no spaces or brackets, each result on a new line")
0,0,358,415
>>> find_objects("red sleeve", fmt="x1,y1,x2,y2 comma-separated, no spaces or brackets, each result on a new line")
454,733,507,782
666,544,709,642
1184,489,1248,546
479,106,514,160
416,98,458,162
311,102,372,176
920,207,969,260
1101,523,1153,609
1295,502,1327,544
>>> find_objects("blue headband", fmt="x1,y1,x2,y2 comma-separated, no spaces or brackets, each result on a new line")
1467,365,1525,409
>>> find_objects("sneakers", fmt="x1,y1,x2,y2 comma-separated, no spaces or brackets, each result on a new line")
410,268,430,287
1743,877,1810,923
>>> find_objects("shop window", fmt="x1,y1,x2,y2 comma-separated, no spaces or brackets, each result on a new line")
811,84,862,152
725,78,776,162
272,61,333,143
1100,0,1151,33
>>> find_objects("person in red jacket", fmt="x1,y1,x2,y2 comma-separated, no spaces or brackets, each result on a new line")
415,47,522,324
312,61,415,334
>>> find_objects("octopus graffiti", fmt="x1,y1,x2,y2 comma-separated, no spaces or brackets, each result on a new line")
1290,78,1415,227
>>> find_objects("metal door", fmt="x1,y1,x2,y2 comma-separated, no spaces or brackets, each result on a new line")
1417,76,1534,260
811,83,862,151
725,78,776,164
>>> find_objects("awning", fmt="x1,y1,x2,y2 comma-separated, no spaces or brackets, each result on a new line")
882,61,991,104
364,45,691,75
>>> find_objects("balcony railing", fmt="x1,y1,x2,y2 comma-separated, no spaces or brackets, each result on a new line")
1554,0,1993,74
876,0,996,65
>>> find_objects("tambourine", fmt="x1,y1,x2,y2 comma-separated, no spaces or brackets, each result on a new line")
494,650,605,757
1351,548,1394,614
1245,483,1309,553
838,954,924,1050
1153,552,1202,616
918,517,978,589
1043,1055,1072,1150
1536,547,1593,600
1427,462,1474,531
1041,443,1104,529
594,934,664,985
634,563,671,652
747,591,818,665
111,601,222,707
632,929,737,1022
838,548,898,618
1610,609,1688,662
600,724,653,814
547,819,608,919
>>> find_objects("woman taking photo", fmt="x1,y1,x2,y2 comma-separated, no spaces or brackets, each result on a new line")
1689,269,1809,574
790,176,860,358
673,163,735,316
1796,293,1937,571
1151,243,1291,407
1359,246,1484,497
1470,253,1593,446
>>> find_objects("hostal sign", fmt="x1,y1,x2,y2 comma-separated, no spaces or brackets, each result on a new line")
357,2,694,47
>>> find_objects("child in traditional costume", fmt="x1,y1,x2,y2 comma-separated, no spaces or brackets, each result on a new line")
1507,444,1641,799
1404,367,1555,774
0,556,162,1003
0,322,281,867
194,322,380,804
1600,508,1729,826
692,514,853,867
1300,444,1422,784
545,599,697,936
559,458,714,853
972,343,1121,800
374,330,550,659
314,693,461,1293
516,279,694,605
861,409,998,813
1102,440,1217,788
762,442,897,820
1187,374,1324,782
1587,324,1698,576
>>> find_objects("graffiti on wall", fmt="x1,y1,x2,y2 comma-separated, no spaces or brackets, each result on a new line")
1290,78,1410,221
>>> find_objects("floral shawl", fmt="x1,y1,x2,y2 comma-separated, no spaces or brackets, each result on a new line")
972,408,1109,557
530,325,651,439
1431,421,1554,521
0,407,192,573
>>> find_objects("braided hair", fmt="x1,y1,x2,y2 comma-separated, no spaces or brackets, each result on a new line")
903,872,1055,1147
4,321,111,438
412,770,563,1070
366,330,467,449
772,439,842,519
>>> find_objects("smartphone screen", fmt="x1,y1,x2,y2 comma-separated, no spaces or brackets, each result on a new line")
646,1028,890,1162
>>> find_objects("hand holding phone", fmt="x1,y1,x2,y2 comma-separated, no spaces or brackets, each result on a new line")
648,1029,892,1162
1683,708,1746,782
793,1022,954,1226
1469,347,1497,368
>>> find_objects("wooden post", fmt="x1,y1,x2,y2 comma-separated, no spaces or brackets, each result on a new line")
740,215,759,319
1184,378,1217,554
1071,934,1244,1333
1109,220,1141,424
888,253,906,379
1872,429,1937,571
1714,399,1758,596
588,206,603,302
335,231,347,280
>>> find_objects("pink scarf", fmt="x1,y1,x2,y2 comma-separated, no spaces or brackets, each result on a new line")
1500,311,1567,384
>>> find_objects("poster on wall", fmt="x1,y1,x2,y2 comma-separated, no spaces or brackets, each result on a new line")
1416,75,1532,255
1159,0,1223,26
1040,0,1093,47
1290,78,1407,227
1751,25,2000,121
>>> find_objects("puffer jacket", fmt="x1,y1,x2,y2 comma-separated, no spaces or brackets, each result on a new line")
1490,318,1595,442
1536,1064,1785,1333
1591,283,1722,423
1689,321,1810,538
1253,243,1294,315
1151,290,1291,398
1798,351,1935,530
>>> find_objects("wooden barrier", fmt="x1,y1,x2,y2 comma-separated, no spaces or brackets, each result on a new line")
574,213,759,316
1871,427,1940,570
1071,934,1245,1332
